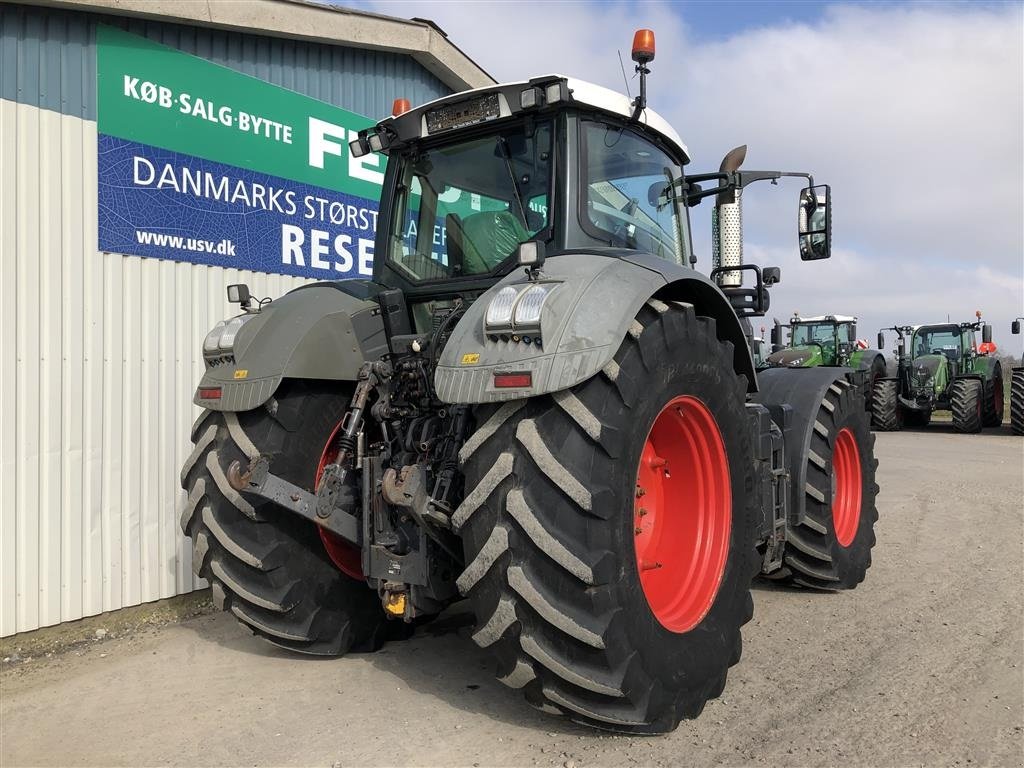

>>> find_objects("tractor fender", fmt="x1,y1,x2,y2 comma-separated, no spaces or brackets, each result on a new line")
194,281,387,411
434,252,755,404
968,354,1000,381
849,349,885,372
752,366,861,529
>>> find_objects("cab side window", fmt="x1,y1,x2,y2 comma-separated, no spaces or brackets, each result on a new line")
582,121,684,264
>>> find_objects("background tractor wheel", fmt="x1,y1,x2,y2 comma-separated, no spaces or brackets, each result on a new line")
1011,369,1024,435
870,379,901,431
950,378,983,434
982,363,1004,428
1007,372,1024,438
865,356,887,413
455,301,758,734
903,409,931,428
180,382,389,655
779,381,879,590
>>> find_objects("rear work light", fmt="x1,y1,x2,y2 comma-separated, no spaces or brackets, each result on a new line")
493,372,533,389
198,387,222,400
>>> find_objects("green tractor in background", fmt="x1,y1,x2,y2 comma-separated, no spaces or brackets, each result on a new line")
873,314,1002,432
1011,317,1024,435
765,314,886,407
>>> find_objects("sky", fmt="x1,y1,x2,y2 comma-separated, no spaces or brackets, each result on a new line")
353,0,1023,351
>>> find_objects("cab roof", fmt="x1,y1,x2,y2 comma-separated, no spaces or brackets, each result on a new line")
792,314,857,324
374,75,690,164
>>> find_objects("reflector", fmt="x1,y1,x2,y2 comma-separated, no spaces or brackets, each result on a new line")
493,372,532,389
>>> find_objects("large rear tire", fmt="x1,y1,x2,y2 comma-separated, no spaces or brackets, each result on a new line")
454,301,758,733
1012,369,1024,435
780,381,878,590
180,382,389,655
982,363,1004,428
870,379,901,431
950,378,983,434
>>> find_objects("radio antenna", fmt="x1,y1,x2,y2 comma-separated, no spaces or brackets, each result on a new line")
617,49,632,99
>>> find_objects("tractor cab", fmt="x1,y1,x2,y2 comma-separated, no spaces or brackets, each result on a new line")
348,68,829,341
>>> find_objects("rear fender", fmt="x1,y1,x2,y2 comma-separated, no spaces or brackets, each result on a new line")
753,367,861,528
433,252,754,404
194,281,387,411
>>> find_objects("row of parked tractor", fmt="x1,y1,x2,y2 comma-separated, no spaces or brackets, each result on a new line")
752,313,1024,435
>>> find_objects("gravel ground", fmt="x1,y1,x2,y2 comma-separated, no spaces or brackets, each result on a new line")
2,424,1022,767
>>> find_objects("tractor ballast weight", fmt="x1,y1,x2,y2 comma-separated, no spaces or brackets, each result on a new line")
181,36,879,734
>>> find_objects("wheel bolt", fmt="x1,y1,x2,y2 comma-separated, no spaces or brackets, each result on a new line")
634,526,643,535
640,560,663,571
635,485,646,497
637,507,648,517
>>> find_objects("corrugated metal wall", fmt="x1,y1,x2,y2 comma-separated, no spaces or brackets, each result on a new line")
0,2,452,637
1,3,450,121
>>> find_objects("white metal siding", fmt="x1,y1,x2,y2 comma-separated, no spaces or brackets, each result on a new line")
0,98,313,636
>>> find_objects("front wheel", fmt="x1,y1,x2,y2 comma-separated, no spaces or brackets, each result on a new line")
455,302,758,733
871,379,901,431
951,378,983,434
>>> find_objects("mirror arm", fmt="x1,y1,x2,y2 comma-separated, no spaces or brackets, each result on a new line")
736,170,815,190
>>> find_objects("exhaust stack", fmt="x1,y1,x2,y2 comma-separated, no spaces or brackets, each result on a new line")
712,145,747,288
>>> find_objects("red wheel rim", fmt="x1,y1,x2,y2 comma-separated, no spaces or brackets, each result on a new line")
316,420,363,579
831,427,862,547
633,396,731,633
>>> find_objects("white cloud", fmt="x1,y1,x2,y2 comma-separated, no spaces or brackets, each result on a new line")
370,1,1023,348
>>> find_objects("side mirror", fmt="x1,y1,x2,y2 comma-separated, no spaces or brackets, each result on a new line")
516,240,545,272
762,266,781,286
1013,320,1021,335
982,324,992,344
877,332,885,350
798,184,831,261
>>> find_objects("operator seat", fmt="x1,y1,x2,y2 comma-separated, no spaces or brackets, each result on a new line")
459,211,530,274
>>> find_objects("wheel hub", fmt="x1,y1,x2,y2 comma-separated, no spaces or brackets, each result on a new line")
831,427,862,547
633,396,731,633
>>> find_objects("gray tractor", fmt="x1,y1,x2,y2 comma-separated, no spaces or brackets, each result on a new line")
180,31,879,733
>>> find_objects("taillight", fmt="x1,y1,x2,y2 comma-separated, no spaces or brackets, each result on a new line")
198,387,222,400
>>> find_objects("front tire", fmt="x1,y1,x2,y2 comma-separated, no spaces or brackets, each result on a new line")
950,378,983,434
180,383,388,655
871,379,901,431
454,302,758,733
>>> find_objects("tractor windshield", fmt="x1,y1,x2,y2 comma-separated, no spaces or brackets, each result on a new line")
912,326,961,360
387,120,553,282
791,323,838,347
